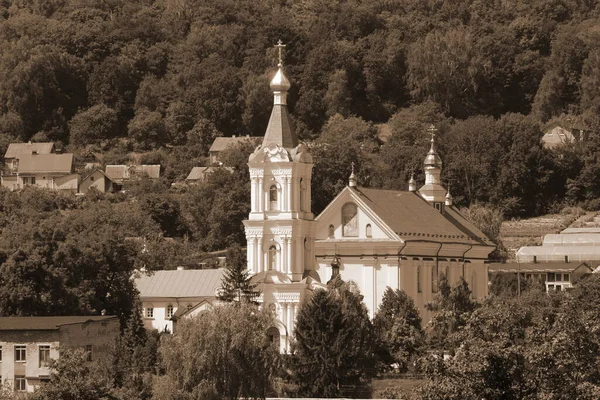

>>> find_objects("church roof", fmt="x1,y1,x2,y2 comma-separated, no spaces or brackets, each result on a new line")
352,187,493,245
262,104,297,149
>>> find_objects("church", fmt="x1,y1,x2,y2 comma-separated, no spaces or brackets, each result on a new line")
243,43,495,352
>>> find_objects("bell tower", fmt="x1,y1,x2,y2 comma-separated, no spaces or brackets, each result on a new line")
243,41,316,281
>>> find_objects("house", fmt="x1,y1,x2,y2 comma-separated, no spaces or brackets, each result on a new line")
3,142,54,173
208,136,258,165
541,120,589,149
134,268,225,333
1,153,79,191
489,261,592,292
242,53,495,352
81,151,104,170
79,169,120,193
104,164,160,185
185,166,234,184
0,316,119,392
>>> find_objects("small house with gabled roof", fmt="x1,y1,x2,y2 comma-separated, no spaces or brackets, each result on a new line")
541,119,589,149
134,268,225,333
209,135,258,165
79,169,120,193
1,153,79,191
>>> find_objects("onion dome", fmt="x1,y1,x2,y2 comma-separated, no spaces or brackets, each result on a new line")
424,137,442,168
445,190,453,206
408,174,416,192
270,65,291,92
349,162,357,187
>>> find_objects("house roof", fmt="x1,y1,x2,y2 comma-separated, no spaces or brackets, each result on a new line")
105,165,160,180
135,268,225,298
543,120,589,133
186,167,208,181
352,187,493,245
0,316,117,331
209,136,254,153
81,169,113,183
5,142,54,159
16,153,73,174
489,262,591,273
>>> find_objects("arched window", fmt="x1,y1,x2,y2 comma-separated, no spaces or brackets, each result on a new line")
267,326,280,349
166,304,174,319
366,224,372,238
328,224,335,238
300,178,306,211
269,185,278,210
417,266,422,293
268,245,278,271
342,203,358,237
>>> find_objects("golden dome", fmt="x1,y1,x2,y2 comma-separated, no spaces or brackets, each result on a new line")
270,65,291,92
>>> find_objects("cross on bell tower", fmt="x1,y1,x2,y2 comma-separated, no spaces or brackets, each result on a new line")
275,40,286,66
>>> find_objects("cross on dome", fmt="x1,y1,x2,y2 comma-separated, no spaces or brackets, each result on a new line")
275,40,286,67
349,161,357,187
427,124,438,141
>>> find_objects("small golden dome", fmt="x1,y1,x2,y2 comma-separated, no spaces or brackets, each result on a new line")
270,65,291,92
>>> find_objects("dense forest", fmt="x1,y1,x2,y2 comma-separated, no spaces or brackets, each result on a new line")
0,0,600,241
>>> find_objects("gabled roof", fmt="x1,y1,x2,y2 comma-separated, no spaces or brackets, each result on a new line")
17,153,73,174
350,187,493,245
5,142,54,159
135,268,225,298
105,165,160,180
543,120,589,133
186,167,208,181
0,316,117,331
209,136,255,153
185,166,234,181
81,168,113,183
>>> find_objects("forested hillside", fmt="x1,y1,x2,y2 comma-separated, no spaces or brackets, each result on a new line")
1,0,600,217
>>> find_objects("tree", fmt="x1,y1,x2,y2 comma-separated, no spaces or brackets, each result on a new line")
420,288,600,399
128,108,168,151
32,348,116,400
69,104,119,147
372,287,424,372
289,277,375,397
425,275,477,351
217,245,260,303
158,303,278,399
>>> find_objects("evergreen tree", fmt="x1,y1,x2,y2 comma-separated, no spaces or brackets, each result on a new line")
373,287,424,372
290,277,375,397
425,275,478,350
217,246,260,303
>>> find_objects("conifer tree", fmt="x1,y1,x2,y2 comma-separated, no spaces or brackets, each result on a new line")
426,275,478,350
290,277,375,397
373,287,424,372
217,245,260,303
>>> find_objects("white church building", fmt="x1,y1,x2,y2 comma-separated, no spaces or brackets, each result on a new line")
243,44,496,352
